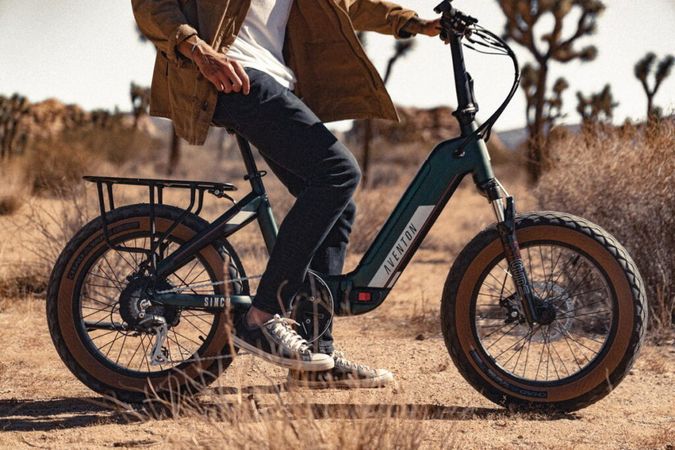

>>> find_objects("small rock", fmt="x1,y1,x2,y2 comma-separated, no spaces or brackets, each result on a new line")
415,334,426,341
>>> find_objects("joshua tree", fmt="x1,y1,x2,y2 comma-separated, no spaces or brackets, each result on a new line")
634,52,674,119
359,36,415,187
497,0,604,181
576,84,618,124
0,94,31,159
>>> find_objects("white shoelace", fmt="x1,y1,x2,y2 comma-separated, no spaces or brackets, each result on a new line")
264,315,311,354
332,350,376,374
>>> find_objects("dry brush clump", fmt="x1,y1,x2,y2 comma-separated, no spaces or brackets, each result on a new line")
536,119,675,335
123,373,432,450
24,126,160,195
0,161,29,216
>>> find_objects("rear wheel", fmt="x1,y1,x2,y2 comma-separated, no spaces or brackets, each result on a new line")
47,204,248,403
441,212,646,412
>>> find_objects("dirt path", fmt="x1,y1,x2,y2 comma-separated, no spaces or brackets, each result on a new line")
1,291,673,449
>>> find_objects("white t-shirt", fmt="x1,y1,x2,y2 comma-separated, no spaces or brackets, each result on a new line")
226,0,297,90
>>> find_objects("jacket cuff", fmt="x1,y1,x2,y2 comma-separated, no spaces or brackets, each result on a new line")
167,23,199,64
395,12,420,39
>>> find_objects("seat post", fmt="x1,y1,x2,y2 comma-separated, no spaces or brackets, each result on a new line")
235,134,266,194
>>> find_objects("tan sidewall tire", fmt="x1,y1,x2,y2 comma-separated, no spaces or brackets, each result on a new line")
48,206,235,399
442,213,646,411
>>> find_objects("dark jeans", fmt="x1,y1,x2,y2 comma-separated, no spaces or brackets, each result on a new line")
213,68,361,354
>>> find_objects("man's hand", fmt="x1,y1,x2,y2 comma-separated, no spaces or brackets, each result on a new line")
402,17,442,37
179,38,250,95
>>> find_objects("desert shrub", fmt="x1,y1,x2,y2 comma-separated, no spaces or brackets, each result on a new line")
0,264,48,297
24,186,96,273
0,162,29,215
536,119,674,335
23,127,160,195
0,194,23,216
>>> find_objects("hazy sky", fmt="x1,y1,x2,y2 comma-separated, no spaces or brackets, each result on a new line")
1,0,673,131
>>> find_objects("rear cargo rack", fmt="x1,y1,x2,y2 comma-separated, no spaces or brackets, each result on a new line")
83,175,238,272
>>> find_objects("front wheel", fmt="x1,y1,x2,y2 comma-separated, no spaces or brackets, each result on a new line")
441,212,647,412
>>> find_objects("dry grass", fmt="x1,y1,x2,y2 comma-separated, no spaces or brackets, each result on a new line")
637,423,675,450
20,127,160,196
537,119,675,336
154,393,430,450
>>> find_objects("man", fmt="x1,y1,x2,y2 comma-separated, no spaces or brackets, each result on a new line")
132,0,440,388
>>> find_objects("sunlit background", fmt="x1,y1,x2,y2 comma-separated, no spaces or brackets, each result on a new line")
1,0,673,132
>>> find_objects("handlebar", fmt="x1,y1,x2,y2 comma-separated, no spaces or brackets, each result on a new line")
434,0,478,40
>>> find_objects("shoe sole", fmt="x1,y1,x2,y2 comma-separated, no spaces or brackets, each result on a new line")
232,336,334,372
287,372,395,389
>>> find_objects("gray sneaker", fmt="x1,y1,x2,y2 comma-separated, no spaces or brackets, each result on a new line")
287,351,394,388
233,314,334,371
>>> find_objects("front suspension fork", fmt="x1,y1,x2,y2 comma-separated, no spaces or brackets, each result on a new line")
485,181,540,324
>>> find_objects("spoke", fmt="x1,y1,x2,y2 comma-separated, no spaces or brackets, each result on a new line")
101,331,123,356
170,329,195,359
128,336,145,369
548,334,570,377
180,259,201,287
183,311,215,326
539,245,548,296
484,322,520,351
181,314,210,335
554,322,591,366
113,248,139,273
496,326,538,364
557,309,611,321
543,246,563,299
101,255,126,292
115,332,129,365
480,321,514,341
493,327,535,360
557,326,601,356
534,327,546,381
171,271,202,295
88,271,123,293
521,330,533,378
171,329,203,347
186,266,209,287
90,330,117,341
138,334,151,372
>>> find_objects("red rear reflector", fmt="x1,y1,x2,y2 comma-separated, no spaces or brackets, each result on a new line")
357,292,371,302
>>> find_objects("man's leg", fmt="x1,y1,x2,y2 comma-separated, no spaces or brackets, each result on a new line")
213,68,360,323
261,156,357,354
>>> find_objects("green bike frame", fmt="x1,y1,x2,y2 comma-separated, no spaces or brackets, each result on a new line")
93,23,534,321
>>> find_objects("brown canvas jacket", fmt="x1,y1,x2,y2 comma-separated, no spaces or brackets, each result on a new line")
131,0,419,145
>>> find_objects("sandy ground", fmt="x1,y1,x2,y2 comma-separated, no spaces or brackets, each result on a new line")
0,295,673,449
0,161,673,449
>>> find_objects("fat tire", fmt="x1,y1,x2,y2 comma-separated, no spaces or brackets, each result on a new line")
441,211,647,412
46,204,248,403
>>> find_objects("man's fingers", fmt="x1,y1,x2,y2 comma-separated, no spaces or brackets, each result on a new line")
226,66,244,93
214,70,233,93
232,61,250,95
205,73,224,92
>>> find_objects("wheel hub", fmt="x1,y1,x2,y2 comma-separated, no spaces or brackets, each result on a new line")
536,302,557,325
119,277,180,330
